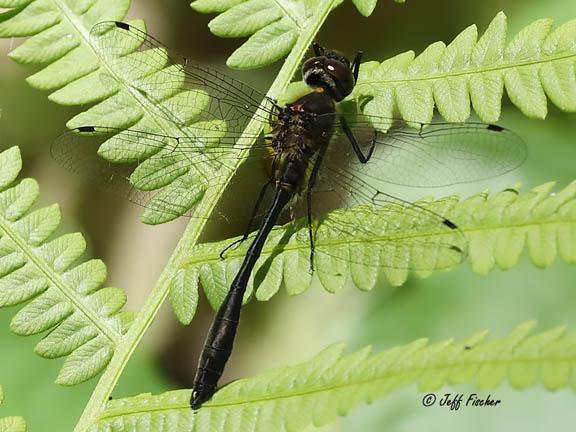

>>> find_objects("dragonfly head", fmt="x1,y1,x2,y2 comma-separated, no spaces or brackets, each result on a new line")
302,43,355,102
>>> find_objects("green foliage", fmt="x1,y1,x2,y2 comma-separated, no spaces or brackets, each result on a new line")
174,181,576,321
1,2,250,225
352,0,378,16
0,0,129,84
0,385,26,432
190,0,334,69
190,0,393,68
0,147,131,385
1,2,576,431
87,322,576,431
354,12,576,123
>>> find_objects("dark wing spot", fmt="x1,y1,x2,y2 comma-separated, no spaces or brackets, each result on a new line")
78,126,96,133
449,245,464,254
464,345,472,350
443,219,458,230
502,187,519,195
487,124,504,132
114,21,130,31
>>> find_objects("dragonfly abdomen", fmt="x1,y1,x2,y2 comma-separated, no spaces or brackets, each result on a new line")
191,186,293,408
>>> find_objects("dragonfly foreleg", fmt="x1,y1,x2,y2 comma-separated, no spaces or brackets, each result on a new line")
351,51,363,83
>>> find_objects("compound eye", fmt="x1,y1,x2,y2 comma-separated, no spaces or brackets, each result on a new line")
325,59,355,100
325,59,347,79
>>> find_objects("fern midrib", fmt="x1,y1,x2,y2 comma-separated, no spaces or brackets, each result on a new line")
182,212,575,267
273,0,305,28
208,352,576,409
93,351,575,418
91,45,196,144
52,0,93,47
356,51,576,88
0,216,121,343
53,0,196,144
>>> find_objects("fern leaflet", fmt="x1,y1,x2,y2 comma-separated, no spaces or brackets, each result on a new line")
0,385,26,432
173,181,576,321
87,322,576,432
190,0,397,69
354,12,576,124
0,146,131,385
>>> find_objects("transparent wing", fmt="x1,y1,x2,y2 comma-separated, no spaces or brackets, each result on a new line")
89,21,277,131
54,21,282,224
295,116,526,272
52,127,274,225
305,163,467,272
328,113,527,187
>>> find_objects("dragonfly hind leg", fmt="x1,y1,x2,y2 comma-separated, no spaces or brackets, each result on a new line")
219,180,273,260
340,116,376,163
305,142,332,273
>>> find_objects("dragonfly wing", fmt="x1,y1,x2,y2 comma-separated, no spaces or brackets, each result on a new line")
87,21,277,133
309,163,467,274
330,113,527,187
52,127,273,224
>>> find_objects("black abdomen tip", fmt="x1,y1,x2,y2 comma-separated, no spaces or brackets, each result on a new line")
443,219,458,229
487,124,504,132
114,21,130,31
77,126,96,133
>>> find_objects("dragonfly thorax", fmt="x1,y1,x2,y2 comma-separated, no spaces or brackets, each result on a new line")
271,91,337,192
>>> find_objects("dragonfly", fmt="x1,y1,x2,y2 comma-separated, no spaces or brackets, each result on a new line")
52,21,527,409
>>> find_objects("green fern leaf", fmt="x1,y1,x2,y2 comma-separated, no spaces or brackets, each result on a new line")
0,0,130,80
175,181,576,318
192,0,365,69
352,0,378,16
0,385,26,432
1,4,253,225
191,0,396,61
354,12,576,123
191,0,326,69
87,322,576,432
0,147,132,385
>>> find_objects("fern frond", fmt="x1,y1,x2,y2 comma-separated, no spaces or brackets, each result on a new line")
1,3,245,225
354,12,576,123
191,0,389,69
72,4,339,430
174,181,576,319
87,322,576,432
190,0,329,69
0,147,131,385
0,385,26,432
0,0,129,84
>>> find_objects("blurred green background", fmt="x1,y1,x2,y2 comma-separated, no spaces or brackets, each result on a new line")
1,0,576,430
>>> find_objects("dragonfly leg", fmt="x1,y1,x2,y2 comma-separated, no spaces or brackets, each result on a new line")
219,180,272,260
312,42,325,56
219,238,244,260
351,51,363,83
340,116,376,163
306,187,315,273
305,142,331,272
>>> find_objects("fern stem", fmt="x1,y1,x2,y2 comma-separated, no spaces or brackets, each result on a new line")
73,1,337,430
